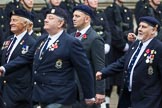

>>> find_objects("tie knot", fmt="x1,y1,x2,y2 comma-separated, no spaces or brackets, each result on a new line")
75,32,81,37
12,37,17,41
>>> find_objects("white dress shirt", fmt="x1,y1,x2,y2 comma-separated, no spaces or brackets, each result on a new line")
7,30,27,63
75,25,91,40
129,38,153,91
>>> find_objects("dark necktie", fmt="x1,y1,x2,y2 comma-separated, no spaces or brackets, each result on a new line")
41,37,51,55
126,41,143,89
6,37,17,62
75,32,81,37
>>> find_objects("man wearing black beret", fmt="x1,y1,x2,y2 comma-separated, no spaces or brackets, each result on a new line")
96,16,162,108
4,0,44,37
72,4,105,108
0,9,36,108
0,7,95,108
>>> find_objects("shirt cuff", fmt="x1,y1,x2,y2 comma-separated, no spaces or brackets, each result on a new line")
85,98,95,101
0,66,6,76
104,44,110,54
123,43,129,52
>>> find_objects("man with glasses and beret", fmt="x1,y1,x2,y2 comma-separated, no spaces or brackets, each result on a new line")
96,16,162,108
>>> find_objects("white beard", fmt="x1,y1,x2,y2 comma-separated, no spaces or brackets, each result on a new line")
136,35,143,41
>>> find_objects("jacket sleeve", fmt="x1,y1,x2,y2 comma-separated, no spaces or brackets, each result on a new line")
91,36,105,94
70,39,95,99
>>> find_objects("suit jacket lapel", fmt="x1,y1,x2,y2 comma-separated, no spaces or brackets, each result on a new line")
125,41,139,69
9,33,28,61
71,32,75,37
39,31,64,60
34,35,48,61
1,38,12,64
81,27,92,43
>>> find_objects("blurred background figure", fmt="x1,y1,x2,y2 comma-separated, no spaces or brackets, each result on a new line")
40,0,81,34
134,0,148,25
134,0,162,41
104,0,133,108
83,0,112,107
26,12,38,40
84,0,111,55
4,0,44,38
41,0,62,18
0,7,7,49
61,0,81,33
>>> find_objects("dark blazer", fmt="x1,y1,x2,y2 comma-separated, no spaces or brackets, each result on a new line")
0,33,36,108
101,38,162,108
72,27,105,95
30,32,39,40
3,31,94,105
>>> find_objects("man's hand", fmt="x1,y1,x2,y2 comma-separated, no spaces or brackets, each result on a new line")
85,98,95,105
95,94,105,104
128,33,136,42
96,71,102,80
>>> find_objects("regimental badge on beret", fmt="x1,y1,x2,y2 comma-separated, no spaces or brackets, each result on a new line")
55,59,62,69
51,9,55,14
148,66,153,75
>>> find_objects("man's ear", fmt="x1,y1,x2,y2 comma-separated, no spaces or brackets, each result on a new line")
84,15,90,23
58,20,64,28
151,26,157,35
153,25,158,32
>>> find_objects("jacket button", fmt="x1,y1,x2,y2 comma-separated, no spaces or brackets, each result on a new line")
34,71,37,74
123,79,126,82
3,80,6,84
39,57,42,60
34,82,37,85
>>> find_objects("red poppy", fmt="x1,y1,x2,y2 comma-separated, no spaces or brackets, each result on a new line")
53,43,58,49
146,49,150,54
82,34,87,39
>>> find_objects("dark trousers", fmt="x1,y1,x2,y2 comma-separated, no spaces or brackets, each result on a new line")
72,101,100,108
0,95,4,108
33,103,72,108
118,87,132,108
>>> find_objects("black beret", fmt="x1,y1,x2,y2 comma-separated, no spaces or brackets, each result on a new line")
139,16,160,31
73,4,93,18
10,9,31,21
46,7,67,21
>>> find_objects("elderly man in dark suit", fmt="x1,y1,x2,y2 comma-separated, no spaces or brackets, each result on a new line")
0,9,36,108
96,16,162,108
72,4,105,108
0,7,95,108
